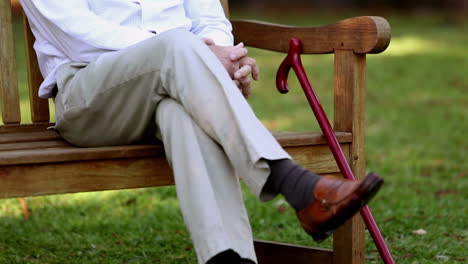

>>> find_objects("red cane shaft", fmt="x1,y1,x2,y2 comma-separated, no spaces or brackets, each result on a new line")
292,57,355,180
362,206,395,263
276,38,395,263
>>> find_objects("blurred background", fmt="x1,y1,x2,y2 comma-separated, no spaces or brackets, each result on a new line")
2,0,467,263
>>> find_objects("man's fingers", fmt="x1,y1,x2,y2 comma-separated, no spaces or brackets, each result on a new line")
241,83,251,99
230,48,248,61
239,57,259,80
233,76,251,99
230,43,248,61
234,65,252,80
238,75,251,98
238,76,251,87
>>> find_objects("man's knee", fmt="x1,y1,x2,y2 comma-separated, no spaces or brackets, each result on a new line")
157,98,188,125
155,29,203,53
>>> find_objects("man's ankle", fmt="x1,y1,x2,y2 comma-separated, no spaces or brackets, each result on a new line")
265,159,321,211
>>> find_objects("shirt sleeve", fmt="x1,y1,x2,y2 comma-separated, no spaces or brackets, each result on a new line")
184,0,234,46
20,0,155,63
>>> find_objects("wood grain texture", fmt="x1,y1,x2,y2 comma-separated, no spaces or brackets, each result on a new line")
0,143,349,174
0,122,51,133
287,144,349,175
254,240,333,264
0,125,351,145
0,158,174,198
332,50,367,264
220,0,229,18
23,15,49,123
232,16,391,54
0,0,21,124
0,143,349,198
0,130,351,166
10,0,21,16
274,131,352,147
0,145,166,165
0,140,71,151
0,130,61,144
334,50,355,132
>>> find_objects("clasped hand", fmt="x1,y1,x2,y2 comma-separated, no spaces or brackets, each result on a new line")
202,38,259,98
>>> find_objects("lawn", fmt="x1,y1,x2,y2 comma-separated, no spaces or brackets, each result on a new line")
1,10,467,263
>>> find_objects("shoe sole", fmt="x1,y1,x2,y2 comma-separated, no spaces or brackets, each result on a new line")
309,172,384,242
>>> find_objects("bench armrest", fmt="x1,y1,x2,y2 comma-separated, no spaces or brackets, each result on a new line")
232,16,391,54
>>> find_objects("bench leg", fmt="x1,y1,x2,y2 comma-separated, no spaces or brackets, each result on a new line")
18,198,29,220
333,216,365,264
255,240,333,264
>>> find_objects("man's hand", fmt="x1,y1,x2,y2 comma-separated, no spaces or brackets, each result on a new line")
202,38,259,98
233,56,259,98
202,38,247,78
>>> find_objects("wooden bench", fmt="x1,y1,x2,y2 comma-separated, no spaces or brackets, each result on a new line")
0,0,391,263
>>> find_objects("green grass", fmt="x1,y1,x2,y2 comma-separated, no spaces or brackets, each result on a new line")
1,12,467,263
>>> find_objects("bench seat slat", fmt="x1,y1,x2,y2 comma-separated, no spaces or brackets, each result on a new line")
0,145,165,166
0,144,349,198
0,130,62,144
0,123,51,133
0,140,71,151
0,131,352,166
273,131,351,146
0,128,351,145
0,158,175,198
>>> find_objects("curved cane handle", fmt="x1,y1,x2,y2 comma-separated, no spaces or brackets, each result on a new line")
276,38,303,94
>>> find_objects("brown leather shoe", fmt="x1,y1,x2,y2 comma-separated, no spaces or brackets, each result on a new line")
297,172,383,242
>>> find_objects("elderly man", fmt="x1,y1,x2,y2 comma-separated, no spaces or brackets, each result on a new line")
20,1,383,263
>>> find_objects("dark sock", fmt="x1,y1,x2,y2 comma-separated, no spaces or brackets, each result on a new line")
265,159,321,211
206,250,256,264
206,250,240,264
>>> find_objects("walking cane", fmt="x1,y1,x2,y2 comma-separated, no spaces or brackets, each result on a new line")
276,38,395,263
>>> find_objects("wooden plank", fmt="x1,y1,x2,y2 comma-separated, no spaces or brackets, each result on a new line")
274,131,351,147
0,157,174,198
0,0,21,124
0,144,165,165
220,0,229,18
0,127,351,145
0,141,346,170
0,140,71,151
0,143,349,198
334,50,355,132
0,123,51,133
232,17,391,54
11,0,22,16
254,240,333,264
23,15,49,123
0,142,349,175
0,130,61,144
287,144,349,175
332,49,366,264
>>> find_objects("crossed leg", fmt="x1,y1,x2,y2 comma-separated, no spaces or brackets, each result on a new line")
156,98,256,263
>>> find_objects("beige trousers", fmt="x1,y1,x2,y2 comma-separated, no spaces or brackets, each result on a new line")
54,29,290,264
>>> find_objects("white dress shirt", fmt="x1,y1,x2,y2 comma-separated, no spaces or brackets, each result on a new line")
20,0,234,98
